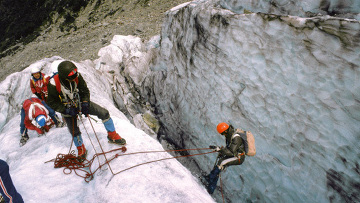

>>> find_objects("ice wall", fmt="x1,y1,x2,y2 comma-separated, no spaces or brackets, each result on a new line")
141,0,360,202
220,0,360,19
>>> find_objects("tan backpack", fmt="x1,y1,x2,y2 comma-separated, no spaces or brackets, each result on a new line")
235,129,256,156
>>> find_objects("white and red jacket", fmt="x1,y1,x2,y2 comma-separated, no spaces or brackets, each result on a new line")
22,98,53,134
30,73,50,101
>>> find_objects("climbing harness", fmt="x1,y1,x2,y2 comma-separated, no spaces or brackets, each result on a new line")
53,74,81,110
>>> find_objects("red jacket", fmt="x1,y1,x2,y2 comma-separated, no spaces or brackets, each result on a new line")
22,98,53,134
30,73,50,101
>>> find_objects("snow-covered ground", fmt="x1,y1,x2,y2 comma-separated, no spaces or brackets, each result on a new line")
0,57,215,203
1,0,359,203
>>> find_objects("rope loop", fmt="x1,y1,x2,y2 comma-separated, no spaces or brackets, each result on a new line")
48,146,216,182
46,115,217,184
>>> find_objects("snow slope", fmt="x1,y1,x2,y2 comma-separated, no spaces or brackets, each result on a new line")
0,56,215,203
1,0,359,203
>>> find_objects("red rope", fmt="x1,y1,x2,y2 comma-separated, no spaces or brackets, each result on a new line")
220,173,225,203
79,117,101,166
86,116,117,175
47,147,215,182
69,117,75,154
46,146,127,182
45,115,217,182
112,149,216,175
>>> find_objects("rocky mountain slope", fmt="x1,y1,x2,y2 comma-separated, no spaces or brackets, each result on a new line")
0,0,189,81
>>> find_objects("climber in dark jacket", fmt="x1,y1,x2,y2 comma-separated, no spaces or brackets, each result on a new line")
46,60,126,161
206,122,246,194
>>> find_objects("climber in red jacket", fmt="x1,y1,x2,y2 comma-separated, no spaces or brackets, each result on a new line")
19,97,55,146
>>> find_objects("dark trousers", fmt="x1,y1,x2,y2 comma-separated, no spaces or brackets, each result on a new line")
41,100,59,125
0,160,24,203
63,101,110,137
19,109,27,135
207,166,221,194
217,154,245,168
206,154,245,194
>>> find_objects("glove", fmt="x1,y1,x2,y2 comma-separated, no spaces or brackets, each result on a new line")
65,107,78,117
42,90,48,99
36,128,44,135
209,145,221,152
43,125,50,132
81,101,90,116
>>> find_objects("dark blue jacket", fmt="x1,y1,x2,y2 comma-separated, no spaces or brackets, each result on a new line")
0,159,24,203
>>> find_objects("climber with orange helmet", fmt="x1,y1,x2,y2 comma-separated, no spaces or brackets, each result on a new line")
205,122,246,194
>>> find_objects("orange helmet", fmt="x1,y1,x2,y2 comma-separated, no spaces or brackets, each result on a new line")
217,122,229,134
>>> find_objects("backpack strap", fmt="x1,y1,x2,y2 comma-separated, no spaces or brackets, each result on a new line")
54,74,79,94
233,129,248,154
49,73,57,80
231,133,241,139
53,74,62,93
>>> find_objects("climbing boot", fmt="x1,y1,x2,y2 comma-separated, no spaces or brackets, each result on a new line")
56,120,65,128
207,166,221,194
198,173,210,187
107,131,126,145
20,133,30,146
54,115,65,128
77,144,87,162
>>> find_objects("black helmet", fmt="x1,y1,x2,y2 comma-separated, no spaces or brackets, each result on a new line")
58,61,78,82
